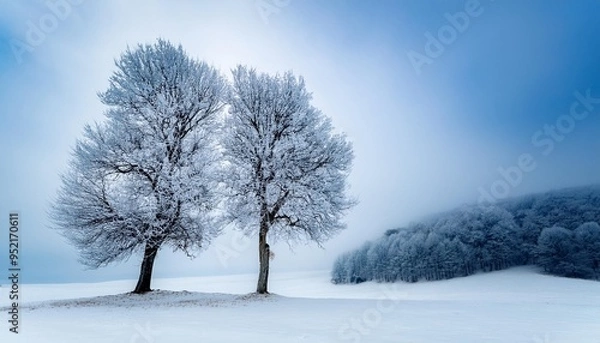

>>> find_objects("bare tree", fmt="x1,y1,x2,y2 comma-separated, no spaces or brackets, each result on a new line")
222,66,355,294
51,39,227,293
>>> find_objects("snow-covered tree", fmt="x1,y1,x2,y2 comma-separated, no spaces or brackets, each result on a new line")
222,66,355,294
51,39,227,294
572,222,600,279
536,226,576,277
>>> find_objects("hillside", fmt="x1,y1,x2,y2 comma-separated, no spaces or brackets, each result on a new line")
332,185,600,284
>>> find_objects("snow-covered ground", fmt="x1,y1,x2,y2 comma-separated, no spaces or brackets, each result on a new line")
1,267,599,342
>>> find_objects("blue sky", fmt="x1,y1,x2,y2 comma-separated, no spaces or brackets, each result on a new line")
1,0,600,284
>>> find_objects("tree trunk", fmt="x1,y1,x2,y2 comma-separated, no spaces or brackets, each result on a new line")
256,216,270,294
133,243,158,294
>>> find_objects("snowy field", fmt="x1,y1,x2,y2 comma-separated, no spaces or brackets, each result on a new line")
1,267,599,342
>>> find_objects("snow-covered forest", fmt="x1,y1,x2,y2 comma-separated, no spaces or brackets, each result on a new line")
332,185,600,284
